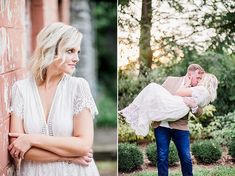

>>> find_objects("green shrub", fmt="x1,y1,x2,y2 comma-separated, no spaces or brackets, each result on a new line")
189,121,204,140
118,143,143,172
191,140,222,164
146,142,179,166
228,138,235,158
146,143,157,165
209,111,235,146
190,110,235,143
168,143,179,166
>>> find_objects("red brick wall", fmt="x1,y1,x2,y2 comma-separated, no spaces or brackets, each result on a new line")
0,0,26,175
31,0,70,50
0,1,70,175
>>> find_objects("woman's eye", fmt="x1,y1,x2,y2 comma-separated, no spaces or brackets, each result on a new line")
67,49,74,54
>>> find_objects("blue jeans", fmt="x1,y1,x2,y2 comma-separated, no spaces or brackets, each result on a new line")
154,126,193,176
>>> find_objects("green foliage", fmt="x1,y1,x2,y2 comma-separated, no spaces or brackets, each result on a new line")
209,111,235,146
196,105,216,127
95,91,116,127
118,116,155,143
191,140,222,164
189,105,216,140
91,2,117,98
189,122,204,140
118,143,143,172
228,138,235,158
145,142,179,166
210,124,235,147
168,143,179,166
165,1,235,51
190,109,235,144
145,143,157,166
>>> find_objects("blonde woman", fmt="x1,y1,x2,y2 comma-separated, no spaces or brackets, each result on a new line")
119,73,218,136
9,22,100,175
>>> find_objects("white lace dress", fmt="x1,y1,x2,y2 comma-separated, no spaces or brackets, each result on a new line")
11,74,99,176
120,83,210,136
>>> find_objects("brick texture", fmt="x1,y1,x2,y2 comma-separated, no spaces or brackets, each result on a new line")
0,1,26,175
0,1,70,175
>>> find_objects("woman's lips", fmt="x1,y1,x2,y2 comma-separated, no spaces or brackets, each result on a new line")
68,64,76,68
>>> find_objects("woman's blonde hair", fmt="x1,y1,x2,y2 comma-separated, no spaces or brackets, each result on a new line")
200,73,219,102
29,22,83,81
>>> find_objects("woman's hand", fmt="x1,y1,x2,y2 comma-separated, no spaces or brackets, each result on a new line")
183,97,197,108
67,149,93,167
8,133,34,159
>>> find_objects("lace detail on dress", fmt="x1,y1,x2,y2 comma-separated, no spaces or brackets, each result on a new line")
11,82,24,119
120,103,150,136
191,86,210,107
73,79,98,118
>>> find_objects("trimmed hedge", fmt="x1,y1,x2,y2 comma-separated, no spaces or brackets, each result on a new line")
145,142,179,166
191,140,222,164
118,143,144,172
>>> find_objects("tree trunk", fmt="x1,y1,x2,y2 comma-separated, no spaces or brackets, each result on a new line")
139,0,153,76
70,0,97,95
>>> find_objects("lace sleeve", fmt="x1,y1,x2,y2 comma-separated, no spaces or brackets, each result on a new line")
11,82,24,119
191,86,210,107
73,78,98,118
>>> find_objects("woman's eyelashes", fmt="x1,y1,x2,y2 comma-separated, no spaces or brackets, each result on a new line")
66,49,81,56
66,48,75,54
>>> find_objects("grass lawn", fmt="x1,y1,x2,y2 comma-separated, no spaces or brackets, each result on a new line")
120,165,235,176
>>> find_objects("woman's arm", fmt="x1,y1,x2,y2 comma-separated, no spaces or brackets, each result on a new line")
10,114,65,161
175,87,192,97
9,114,93,165
33,108,94,156
24,147,93,166
176,88,203,116
9,108,94,158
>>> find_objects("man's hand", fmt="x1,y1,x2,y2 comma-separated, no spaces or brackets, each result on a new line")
194,106,203,117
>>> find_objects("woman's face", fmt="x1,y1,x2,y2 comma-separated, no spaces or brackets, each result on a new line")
52,47,80,75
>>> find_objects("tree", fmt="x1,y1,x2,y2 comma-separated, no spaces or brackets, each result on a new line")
119,0,153,76
119,0,235,71
139,0,153,76
71,0,97,94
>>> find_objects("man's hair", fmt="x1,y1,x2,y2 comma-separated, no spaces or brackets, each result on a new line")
187,64,205,74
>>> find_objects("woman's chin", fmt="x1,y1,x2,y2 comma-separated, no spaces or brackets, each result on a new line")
64,69,75,75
